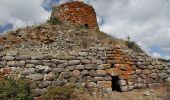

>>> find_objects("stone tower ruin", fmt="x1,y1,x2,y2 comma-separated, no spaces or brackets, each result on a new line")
51,1,99,31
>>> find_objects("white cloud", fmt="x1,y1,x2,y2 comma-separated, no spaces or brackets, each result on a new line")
0,0,51,30
88,0,170,59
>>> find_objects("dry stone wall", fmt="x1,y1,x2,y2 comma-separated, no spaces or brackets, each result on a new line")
51,1,99,30
0,45,170,98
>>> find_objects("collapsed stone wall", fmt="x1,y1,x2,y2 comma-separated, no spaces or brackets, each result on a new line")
51,1,99,30
0,46,170,98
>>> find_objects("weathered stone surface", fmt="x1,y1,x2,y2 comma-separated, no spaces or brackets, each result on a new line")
136,69,142,74
15,55,31,60
81,60,91,64
84,64,96,70
44,73,54,81
148,83,163,89
72,70,81,77
149,73,158,79
6,51,18,56
67,60,80,66
75,65,84,70
26,64,35,68
119,80,127,86
89,70,97,77
26,74,44,81
81,70,89,76
51,59,65,64
7,61,16,66
86,82,97,88
31,55,44,60
53,68,64,73
32,88,47,97
37,81,52,88
36,65,52,73
96,70,106,76
26,60,42,65
22,68,35,74
53,79,68,86
65,66,74,72
120,86,128,92
158,73,168,79
79,52,88,56
143,69,151,74
2,56,14,61
97,81,112,88
57,63,67,68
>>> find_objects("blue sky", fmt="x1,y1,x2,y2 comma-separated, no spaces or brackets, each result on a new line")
0,0,170,59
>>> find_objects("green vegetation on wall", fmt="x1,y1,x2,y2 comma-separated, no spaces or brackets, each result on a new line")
0,77,32,100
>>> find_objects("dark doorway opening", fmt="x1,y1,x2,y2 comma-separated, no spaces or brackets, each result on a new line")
112,76,121,92
111,64,115,68
84,24,89,29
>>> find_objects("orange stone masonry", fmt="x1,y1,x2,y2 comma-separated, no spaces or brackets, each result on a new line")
51,1,99,30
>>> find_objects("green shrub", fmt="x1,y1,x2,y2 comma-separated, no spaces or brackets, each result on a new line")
43,85,78,100
126,41,144,53
0,77,31,100
48,17,62,25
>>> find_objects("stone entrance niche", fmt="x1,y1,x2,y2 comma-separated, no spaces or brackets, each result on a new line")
112,76,121,91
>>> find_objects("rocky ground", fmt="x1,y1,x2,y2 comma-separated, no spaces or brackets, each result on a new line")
81,85,169,100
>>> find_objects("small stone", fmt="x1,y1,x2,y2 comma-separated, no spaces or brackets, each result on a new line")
31,55,44,60
72,70,81,77
158,73,168,79
26,64,35,68
67,60,80,66
22,68,35,74
84,64,96,70
37,81,52,88
53,68,64,73
51,59,65,64
26,74,44,81
96,70,106,76
143,69,151,74
119,80,127,86
7,61,16,66
89,70,97,77
149,73,158,79
75,65,84,70
3,56,15,61
15,55,31,60
36,65,52,73
44,73,54,81
79,52,88,56
120,86,128,92
143,90,151,96
81,60,91,64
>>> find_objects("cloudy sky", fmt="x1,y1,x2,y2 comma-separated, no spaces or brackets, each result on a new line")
0,0,170,59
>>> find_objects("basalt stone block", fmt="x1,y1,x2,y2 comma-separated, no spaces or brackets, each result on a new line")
44,73,54,81
26,64,35,68
67,60,80,66
35,65,52,73
97,81,112,88
31,55,44,60
81,59,91,64
26,74,44,81
96,70,106,76
53,68,65,73
15,55,31,60
26,60,42,65
148,83,163,89
51,59,65,64
89,70,97,77
7,61,16,66
149,73,158,79
84,64,96,70
158,73,168,79
22,68,35,74
37,81,52,88
75,65,84,70
2,56,14,61
142,69,151,74
119,80,127,86
79,52,88,56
